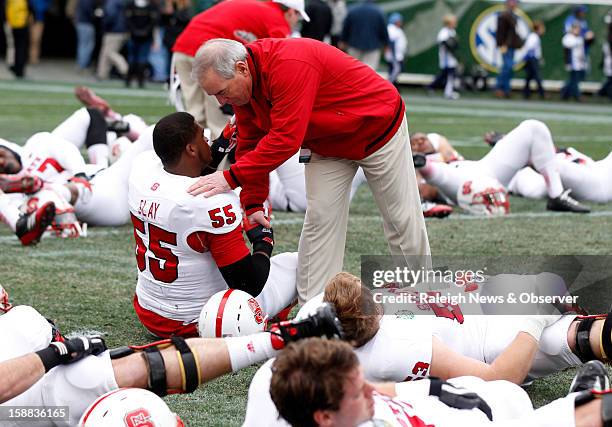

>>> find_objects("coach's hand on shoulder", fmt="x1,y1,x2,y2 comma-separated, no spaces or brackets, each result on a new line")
187,171,230,197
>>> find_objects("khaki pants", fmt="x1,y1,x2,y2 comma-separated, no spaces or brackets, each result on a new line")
347,47,381,70
297,115,431,303
172,51,228,139
96,32,128,79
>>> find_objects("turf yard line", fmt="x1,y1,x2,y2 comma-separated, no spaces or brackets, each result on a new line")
407,105,612,125
271,210,612,226
0,81,167,98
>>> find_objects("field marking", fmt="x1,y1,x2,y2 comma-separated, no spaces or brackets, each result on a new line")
408,104,612,125
272,210,612,225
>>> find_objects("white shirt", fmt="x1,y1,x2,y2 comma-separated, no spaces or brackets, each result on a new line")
386,24,408,62
128,151,243,323
524,32,542,60
437,27,458,68
603,42,612,77
562,33,586,71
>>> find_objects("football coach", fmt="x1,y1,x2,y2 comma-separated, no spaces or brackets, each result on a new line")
187,37,431,303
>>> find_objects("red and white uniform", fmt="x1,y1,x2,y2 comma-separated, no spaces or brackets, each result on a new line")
420,120,564,204
172,0,291,57
244,360,577,427
6,133,87,184
129,151,246,325
298,275,580,384
509,149,612,203
0,306,118,427
128,151,297,336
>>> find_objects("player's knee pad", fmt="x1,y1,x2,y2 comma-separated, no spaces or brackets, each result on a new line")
574,313,612,363
2,305,53,353
109,336,201,396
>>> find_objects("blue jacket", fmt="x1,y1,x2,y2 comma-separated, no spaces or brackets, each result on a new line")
341,0,388,51
103,0,127,32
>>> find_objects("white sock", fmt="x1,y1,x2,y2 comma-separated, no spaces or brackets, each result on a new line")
225,332,278,372
540,161,563,198
87,144,109,167
0,193,21,231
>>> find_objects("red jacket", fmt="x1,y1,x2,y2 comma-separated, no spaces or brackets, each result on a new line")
225,38,405,212
172,0,290,56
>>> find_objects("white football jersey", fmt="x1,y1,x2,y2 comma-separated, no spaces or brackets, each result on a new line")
19,132,88,183
128,151,243,323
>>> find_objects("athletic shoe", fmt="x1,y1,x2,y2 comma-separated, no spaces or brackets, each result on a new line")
569,360,610,393
422,201,453,218
74,86,111,115
106,120,130,134
15,201,55,246
0,175,43,194
269,303,344,343
547,189,590,213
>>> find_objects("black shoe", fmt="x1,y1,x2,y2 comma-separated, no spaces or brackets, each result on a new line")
270,303,344,343
106,120,130,134
547,190,590,213
413,153,427,169
15,202,55,246
569,360,610,393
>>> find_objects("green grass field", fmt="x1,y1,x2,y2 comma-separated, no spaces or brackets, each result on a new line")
1,80,611,425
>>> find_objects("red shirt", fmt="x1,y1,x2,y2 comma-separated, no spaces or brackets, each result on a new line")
172,0,290,56
224,38,405,211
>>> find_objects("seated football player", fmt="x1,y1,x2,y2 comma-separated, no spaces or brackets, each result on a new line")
129,112,298,338
411,120,590,214
296,272,611,385
259,338,612,427
0,285,343,425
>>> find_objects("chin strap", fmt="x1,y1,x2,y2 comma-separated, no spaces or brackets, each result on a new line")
109,336,201,396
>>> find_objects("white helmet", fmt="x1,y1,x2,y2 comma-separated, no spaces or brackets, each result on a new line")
79,388,183,427
198,289,267,338
457,177,510,216
0,284,12,313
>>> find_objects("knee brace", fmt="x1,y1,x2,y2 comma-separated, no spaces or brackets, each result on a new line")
109,336,201,396
574,313,612,363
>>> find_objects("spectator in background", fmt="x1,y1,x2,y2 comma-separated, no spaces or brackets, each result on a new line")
28,0,49,64
326,0,346,47
340,0,388,70
5,0,29,77
523,20,545,99
96,0,129,80
124,0,159,88
300,0,332,41
428,14,459,100
495,0,523,98
384,12,406,87
75,0,98,71
160,0,192,76
561,22,593,101
564,5,593,70
598,11,611,100
170,0,307,138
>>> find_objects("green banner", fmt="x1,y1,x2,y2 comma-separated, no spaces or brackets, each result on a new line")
382,0,610,81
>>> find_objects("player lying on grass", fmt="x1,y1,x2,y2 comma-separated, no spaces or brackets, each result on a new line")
295,272,611,385
410,120,590,214
262,338,612,427
0,284,343,425
130,112,298,338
